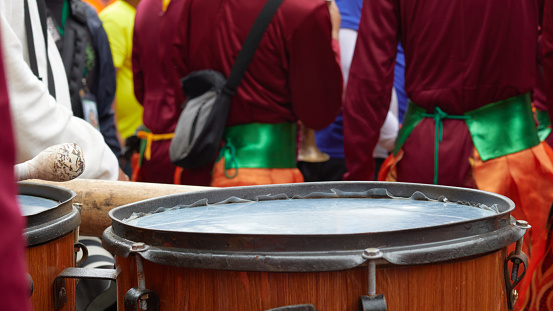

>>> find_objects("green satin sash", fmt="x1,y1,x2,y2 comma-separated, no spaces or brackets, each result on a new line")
537,109,552,141
394,93,539,184
217,123,297,178
465,94,539,161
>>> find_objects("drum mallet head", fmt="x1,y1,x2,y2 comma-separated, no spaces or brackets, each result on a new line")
15,143,85,182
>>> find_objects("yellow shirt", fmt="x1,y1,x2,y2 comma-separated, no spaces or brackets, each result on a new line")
100,0,143,140
162,0,171,11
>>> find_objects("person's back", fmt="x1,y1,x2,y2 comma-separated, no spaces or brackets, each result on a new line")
174,0,342,187
343,0,549,308
132,0,212,185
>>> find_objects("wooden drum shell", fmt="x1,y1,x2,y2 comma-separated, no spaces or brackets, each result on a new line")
27,233,76,311
103,182,524,311
19,182,80,311
115,249,507,311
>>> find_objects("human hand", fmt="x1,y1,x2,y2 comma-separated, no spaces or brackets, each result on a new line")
117,167,130,181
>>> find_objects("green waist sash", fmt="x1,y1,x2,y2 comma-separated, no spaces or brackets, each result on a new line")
217,122,297,178
395,93,539,184
537,109,552,141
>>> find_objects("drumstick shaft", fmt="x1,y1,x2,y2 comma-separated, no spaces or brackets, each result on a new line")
27,179,210,237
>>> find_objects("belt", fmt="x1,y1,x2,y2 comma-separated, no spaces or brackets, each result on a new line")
395,93,539,184
137,130,174,162
217,122,297,178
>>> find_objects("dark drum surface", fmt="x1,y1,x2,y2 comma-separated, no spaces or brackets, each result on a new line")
124,197,499,234
18,194,59,216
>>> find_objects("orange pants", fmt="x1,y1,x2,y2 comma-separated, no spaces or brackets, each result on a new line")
211,157,304,187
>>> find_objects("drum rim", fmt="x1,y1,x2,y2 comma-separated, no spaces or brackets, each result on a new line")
103,181,524,270
19,182,80,246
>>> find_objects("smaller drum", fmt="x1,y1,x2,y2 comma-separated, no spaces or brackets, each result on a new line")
103,182,528,311
19,182,80,311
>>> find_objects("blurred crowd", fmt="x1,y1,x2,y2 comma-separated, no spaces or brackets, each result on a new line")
0,0,553,310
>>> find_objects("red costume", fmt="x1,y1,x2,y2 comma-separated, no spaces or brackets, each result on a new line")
344,0,553,309
132,0,211,185
0,28,31,311
173,0,342,186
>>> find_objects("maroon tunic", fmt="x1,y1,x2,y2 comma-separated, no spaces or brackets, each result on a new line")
545,0,553,123
133,0,211,185
173,0,343,130
0,31,31,311
343,0,540,184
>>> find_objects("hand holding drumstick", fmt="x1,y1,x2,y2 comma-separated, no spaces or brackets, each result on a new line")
15,143,85,182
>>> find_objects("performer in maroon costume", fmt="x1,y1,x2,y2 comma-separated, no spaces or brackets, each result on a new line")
0,26,31,311
173,0,342,187
344,0,553,309
132,0,212,185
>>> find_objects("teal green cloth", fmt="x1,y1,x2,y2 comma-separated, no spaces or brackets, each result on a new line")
421,107,471,184
537,109,552,142
393,93,539,184
217,123,297,178
465,93,539,161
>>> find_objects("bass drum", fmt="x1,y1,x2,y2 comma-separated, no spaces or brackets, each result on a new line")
19,182,80,311
103,182,528,311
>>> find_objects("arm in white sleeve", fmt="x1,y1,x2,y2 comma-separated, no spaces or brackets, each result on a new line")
0,10,119,180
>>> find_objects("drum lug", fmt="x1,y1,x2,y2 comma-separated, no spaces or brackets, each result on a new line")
359,295,387,311
125,242,159,311
124,287,160,311
52,267,119,310
359,248,388,311
266,304,316,311
74,242,88,267
504,220,531,310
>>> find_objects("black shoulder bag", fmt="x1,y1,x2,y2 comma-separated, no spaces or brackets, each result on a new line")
169,0,284,169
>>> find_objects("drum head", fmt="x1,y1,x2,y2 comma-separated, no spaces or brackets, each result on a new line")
103,182,526,271
18,182,80,246
124,196,498,234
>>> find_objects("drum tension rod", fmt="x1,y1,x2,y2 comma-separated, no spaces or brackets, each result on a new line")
359,248,387,311
124,242,160,311
504,220,531,310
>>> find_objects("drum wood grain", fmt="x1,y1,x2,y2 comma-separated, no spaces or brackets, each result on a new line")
116,249,507,311
27,233,76,311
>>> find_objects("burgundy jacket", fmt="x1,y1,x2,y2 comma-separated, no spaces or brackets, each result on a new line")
344,0,542,184
172,0,343,130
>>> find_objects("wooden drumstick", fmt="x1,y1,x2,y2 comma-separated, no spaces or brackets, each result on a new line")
15,143,85,182
28,179,210,237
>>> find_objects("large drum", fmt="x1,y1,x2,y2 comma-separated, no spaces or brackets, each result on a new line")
19,182,80,311
102,182,528,311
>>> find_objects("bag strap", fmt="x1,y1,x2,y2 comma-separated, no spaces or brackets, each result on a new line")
24,0,57,98
225,0,285,93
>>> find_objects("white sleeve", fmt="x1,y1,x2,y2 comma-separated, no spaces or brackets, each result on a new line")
0,11,119,180
373,88,399,158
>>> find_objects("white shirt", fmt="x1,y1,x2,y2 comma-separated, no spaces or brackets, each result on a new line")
0,0,119,180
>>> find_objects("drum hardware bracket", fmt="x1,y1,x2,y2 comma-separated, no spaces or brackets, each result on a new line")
125,242,160,311
74,242,88,267
359,248,387,311
52,267,120,310
504,220,531,310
